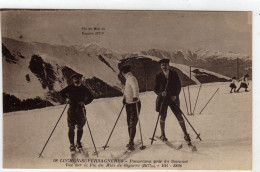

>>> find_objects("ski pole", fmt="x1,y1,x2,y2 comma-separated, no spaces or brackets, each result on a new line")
192,84,202,114
150,79,169,145
102,104,125,150
183,87,190,115
150,112,160,145
136,102,146,150
187,85,193,115
174,103,202,141
150,96,167,145
38,103,68,158
82,107,99,157
182,112,202,141
188,66,192,115
199,88,219,114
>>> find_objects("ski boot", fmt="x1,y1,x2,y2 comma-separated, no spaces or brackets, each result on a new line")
126,142,135,152
76,142,89,157
76,142,83,149
70,144,76,152
76,142,84,153
126,143,135,148
160,135,168,142
184,134,197,152
127,145,135,152
126,139,135,148
70,144,76,158
184,134,191,144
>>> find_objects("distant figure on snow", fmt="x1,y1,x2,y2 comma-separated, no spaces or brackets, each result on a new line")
236,74,250,92
120,65,141,151
154,59,191,144
60,73,93,153
229,77,237,93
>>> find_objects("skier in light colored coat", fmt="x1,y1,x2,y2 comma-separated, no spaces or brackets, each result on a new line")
236,74,249,92
120,65,141,151
229,77,237,93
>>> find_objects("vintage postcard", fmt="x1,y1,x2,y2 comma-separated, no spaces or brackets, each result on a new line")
1,10,252,170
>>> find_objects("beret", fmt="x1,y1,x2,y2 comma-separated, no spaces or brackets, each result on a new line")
70,73,83,79
158,59,170,64
120,65,131,73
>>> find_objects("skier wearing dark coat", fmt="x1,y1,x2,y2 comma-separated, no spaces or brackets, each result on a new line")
154,59,191,143
60,73,93,152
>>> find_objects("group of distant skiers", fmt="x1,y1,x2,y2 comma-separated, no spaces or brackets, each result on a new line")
59,59,195,153
229,74,250,93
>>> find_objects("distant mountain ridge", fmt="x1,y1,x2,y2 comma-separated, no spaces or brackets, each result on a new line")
71,43,122,60
139,48,251,79
2,37,242,112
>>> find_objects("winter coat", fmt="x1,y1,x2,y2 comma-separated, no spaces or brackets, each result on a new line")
60,84,93,107
154,70,181,112
239,77,249,85
123,72,140,104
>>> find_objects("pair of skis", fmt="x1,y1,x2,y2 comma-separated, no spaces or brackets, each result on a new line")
102,102,147,156
110,142,143,160
38,104,99,159
71,147,89,159
154,136,197,152
71,107,99,159
111,136,196,161
150,78,200,152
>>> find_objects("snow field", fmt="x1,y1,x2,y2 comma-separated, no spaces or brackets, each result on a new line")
3,82,252,169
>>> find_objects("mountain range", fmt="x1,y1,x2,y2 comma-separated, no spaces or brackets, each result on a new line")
138,48,251,79
2,37,251,112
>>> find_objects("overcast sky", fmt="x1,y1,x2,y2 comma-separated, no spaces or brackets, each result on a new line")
1,10,252,55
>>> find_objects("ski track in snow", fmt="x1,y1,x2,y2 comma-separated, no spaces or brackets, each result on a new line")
3,82,252,170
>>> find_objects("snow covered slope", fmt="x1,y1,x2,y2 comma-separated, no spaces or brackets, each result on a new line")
2,38,125,113
2,53,45,100
3,82,252,170
3,37,232,113
2,37,121,100
139,48,252,79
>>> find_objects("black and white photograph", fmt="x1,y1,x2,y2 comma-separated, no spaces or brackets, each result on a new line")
1,9,252,170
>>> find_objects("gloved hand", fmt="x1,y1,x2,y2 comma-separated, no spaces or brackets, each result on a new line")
122,98,126,105
66,98,71,104
133,97,138,102
78,101,85,106
162,91,167,97
171,96,176,102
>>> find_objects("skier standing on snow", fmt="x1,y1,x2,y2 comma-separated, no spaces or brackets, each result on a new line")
154,59,191,143
120,65,141,151
236,74,250,92
229,77,237,93
60,73,93,153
